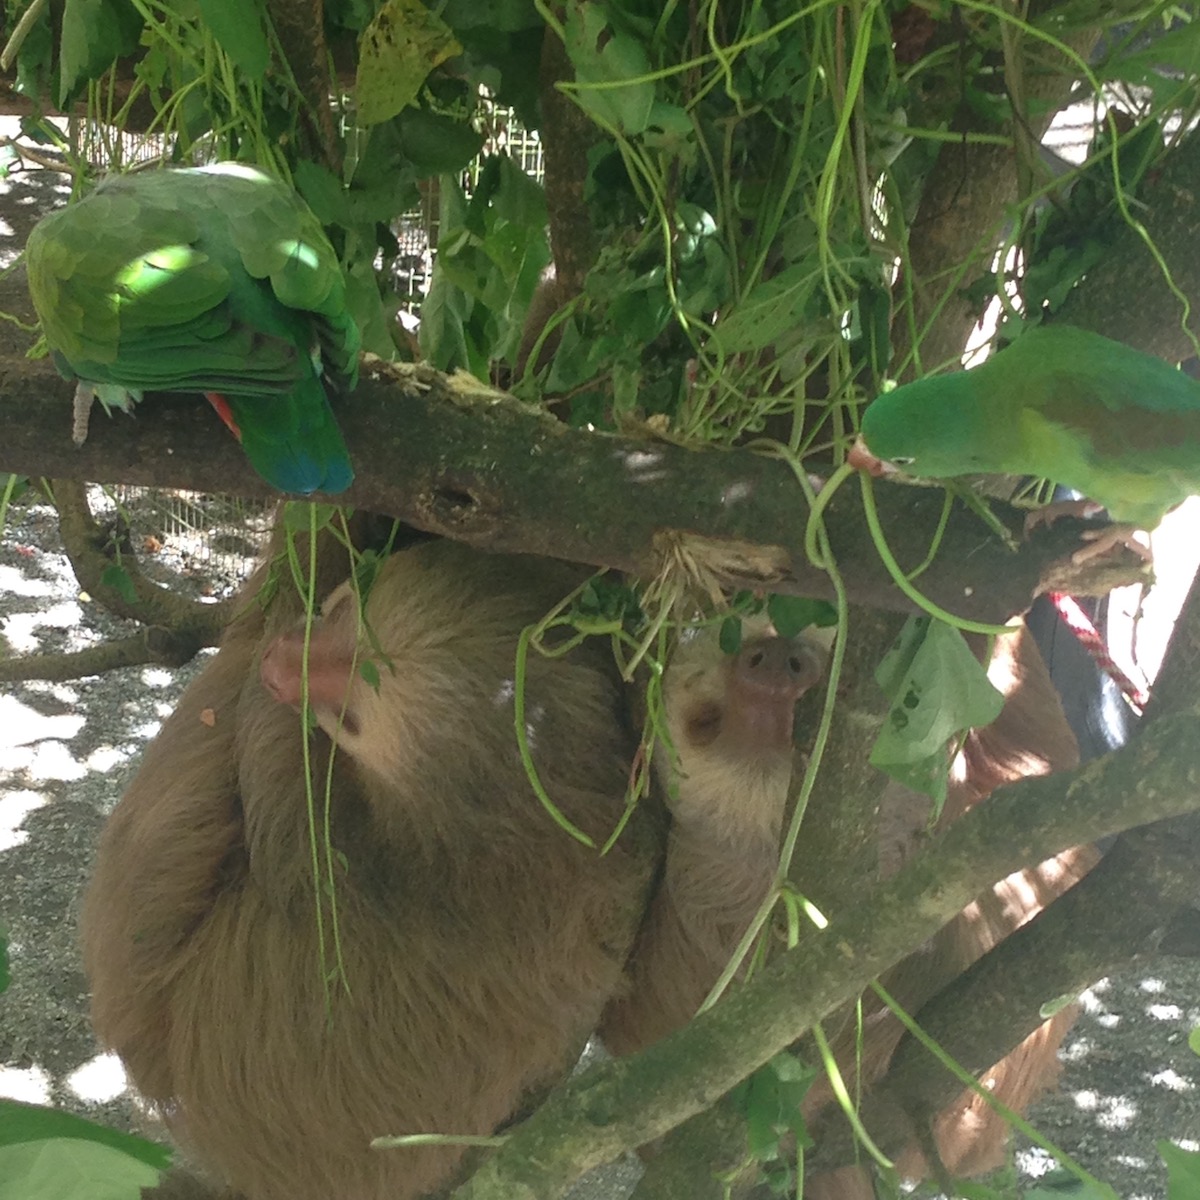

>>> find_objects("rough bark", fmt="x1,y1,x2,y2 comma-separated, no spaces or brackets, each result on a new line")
265,0,340,172
895,2,1150,375
1057,129,1200,365
0,359,1146,621
52,478,234,643
0,625,208,680
536,25,597,299
784,607,904,910
450,710,1200,1200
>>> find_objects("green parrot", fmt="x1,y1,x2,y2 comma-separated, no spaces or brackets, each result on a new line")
25,162,359,495
856,324,1200,559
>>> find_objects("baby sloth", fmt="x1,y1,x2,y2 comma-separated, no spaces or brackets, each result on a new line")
602,618,829,1052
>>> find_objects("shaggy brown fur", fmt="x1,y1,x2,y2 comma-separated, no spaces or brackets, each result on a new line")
82,528,660,1200
83,520,1093,1199
602,620,827,1052
605,621,1095,1197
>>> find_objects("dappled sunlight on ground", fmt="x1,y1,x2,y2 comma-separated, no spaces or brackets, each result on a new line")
66,1053,130,1106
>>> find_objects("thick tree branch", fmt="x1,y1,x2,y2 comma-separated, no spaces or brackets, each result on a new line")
1057,128,1200,360
536,25,597,298
51,478,234,643
896,11,1105,374
804,563,1200,1172
0,625,207,680
0,358,1145,621
451,718,1200,1200
265,0,340,173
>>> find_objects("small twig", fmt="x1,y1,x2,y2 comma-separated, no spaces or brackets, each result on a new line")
0,627,206,681
0,0,49,72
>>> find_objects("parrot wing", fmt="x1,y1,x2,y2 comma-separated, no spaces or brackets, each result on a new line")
860,326,1200,531
1013,327,1200,528
25,164,358,494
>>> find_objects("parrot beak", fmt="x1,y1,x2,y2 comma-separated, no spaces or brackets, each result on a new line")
847,436,895,478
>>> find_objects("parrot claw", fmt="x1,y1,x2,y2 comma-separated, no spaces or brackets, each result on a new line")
1023,498,1104,535
71,383,95,446
1071,524,1152,565
1025,501,1151,564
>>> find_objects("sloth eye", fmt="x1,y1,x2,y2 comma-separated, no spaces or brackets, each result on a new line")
323,592,353,621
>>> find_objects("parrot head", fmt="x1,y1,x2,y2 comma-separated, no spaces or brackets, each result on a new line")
859,374,1000,480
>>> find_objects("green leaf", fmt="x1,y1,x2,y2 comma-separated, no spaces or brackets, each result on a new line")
0,1135,161,1200
355,0,463,126
766,595,837,637
574,575,638,624
719,616,743,655
12,2,53,103
731,1053,816,1164
326,0,378,33
280,502,339,536
1162,1139,1200,1200
292,160,349,226
418,266,472,371
954,1182,1012,1199
352,549,386,599
99,564,138,606
359,659,381,691
397,109,486,176
57,0,143,108
712,263,821,353
563,4,655,135
869,617,1004,803
1039,991,1079,1020
452,24,544,124
0,1099,170,1168
0,474,29,507
1102,22,1200,92
440,0,540,32
344,256,398,358
1189,1025,1200,1058
196,0,269,76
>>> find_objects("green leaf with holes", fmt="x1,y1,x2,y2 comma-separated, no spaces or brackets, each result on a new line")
355,0,462,126
562,4,654,134
869,616,1003,806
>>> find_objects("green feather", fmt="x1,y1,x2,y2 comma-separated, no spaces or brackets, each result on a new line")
860,325,1200,531
25,162,359,494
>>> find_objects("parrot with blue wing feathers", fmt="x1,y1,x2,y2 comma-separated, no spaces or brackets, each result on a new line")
25,162,359,494
856,325,1200,561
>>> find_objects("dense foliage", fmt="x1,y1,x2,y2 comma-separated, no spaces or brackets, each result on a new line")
2,2,1200,1198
